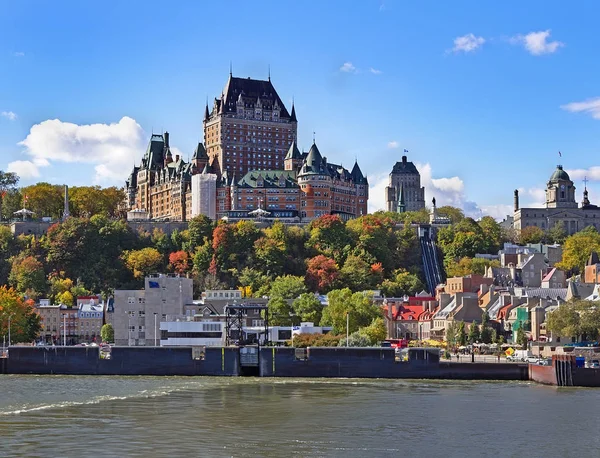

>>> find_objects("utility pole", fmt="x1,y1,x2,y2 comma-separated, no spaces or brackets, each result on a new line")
63,314,66,346
154,312,158,347
8,314,12,347
346,312,349,348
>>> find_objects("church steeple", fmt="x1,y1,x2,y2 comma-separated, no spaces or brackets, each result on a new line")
546,165,577,209
397,183,406,213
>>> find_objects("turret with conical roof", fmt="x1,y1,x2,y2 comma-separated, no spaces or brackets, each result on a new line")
290,102,297,123
191,142,208,174
350,160,367,184
284,139,302,171
298,143,329,177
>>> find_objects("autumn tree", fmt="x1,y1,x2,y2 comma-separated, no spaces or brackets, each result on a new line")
445,257,500,278
346,215,398,272
436,206,464,223
556,226,600,274
0,286,41,343
124,247,163,280
21,182,64,219
305,255,340,293
306,215,351,262
467,321,480,344
0,170,19,221
8,255,47,299
168,251,191,275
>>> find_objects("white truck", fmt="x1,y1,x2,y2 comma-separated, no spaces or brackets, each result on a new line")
507,349,533,362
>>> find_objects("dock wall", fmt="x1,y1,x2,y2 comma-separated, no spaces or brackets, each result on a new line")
5,346,240,376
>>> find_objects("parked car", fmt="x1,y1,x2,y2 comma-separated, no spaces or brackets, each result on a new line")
527,356,541,364
590,360,600,368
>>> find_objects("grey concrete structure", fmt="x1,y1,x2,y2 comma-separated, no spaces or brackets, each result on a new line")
385,155,425,213
110,275,194,346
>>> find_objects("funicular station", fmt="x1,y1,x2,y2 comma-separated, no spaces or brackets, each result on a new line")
224,303,269,376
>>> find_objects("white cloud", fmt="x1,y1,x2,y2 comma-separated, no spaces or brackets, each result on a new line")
7,160,40,179
479,204,514,221
369,67,382,75
517,187,546,207
13,52,25,57
16,116,146,184
561,97,600,120
340,62,357,73
510,30,564,55
387,141,399,149
1,111,17,120
451,33,485,53
567,166,600,181
368,172,389,213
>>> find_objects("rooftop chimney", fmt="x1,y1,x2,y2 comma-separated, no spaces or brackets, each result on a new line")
164,131,170,147
402,155,407,163
514,189,519,212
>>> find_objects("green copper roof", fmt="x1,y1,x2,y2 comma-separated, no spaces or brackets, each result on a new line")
549,165,571,182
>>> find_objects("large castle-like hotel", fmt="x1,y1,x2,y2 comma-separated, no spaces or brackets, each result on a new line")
125,73,368,222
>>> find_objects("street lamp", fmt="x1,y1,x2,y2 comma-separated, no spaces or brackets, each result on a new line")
154,312,158,347
346,312,349,348
8,314,13,347
128,314,131,347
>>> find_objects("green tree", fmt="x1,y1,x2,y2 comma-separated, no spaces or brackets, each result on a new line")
446,321,459,347
321,288,380,335
187,214,214,249
378,269,424,297
269,275,306,301
467,321,480,344
237,267,270,298
457,321,467,346
546,221,568,245
516,326,528,349
101,323,115,343
268,296,295,326
478,216,503,253
359,317,387,345
518,226,545,245
292,293,323,325
2,188,22,221
436,206,464,223
445,257,500,278
340,254,374,291
0,170,19,221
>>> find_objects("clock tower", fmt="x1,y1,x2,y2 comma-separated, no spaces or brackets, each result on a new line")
545,165,577,209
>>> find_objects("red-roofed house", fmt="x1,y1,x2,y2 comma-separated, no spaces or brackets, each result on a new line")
384,297,437,340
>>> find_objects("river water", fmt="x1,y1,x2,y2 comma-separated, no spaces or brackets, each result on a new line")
1,376,599,457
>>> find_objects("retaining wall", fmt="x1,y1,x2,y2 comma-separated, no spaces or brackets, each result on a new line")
6,346,239,376
260,347,528,380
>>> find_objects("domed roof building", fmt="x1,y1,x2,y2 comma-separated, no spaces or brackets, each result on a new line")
514,164,600,236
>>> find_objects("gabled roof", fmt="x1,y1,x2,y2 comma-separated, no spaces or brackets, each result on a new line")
219,76,291,118
588,251,600,266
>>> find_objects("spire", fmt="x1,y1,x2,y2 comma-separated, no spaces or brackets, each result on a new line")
268,64,271,81
204,100,209,121
397,183,406,213
229,61,232,77
285,139,302,160
192,142,208,160
350,160,364,182
290,102,297,122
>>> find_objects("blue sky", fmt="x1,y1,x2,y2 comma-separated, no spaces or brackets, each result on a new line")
2,0,600,218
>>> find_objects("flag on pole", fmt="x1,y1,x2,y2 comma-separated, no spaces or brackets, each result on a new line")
558,151,562,157
403,149,409,153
